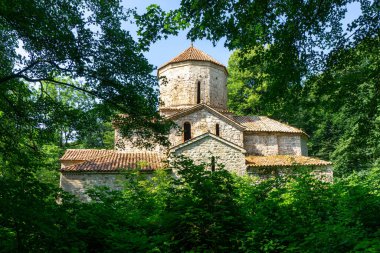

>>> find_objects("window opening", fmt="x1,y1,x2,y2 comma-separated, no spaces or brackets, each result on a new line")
197,81,201,104
216,124,220,136
184,122,191,142
211,156,216,172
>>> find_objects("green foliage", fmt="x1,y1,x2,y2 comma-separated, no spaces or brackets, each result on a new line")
0,0,172,155
298,36,380,175
1,159,380,252
1,0,379,252
227,48,270,115
0,0,173,205
136,0,379,103
226,29,379,177
162,158,246,251
135,0,379,176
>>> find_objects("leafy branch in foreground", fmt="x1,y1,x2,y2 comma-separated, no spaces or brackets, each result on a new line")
0,0,172,149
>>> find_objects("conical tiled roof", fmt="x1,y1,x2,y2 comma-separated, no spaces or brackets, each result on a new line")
158,45,227,72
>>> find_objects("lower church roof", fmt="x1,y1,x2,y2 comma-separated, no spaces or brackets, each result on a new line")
246,155,332,167
61,150,331,173
61,150,165,172
233,116,307,135
60,149,114,161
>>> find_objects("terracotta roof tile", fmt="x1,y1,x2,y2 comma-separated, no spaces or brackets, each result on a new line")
61,151,166,172
246,155,332,167
233,116,307,135
60,149,114,161
158,46,227,72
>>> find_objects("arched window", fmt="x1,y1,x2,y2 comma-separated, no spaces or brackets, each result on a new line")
184,122,191,142
197,81,201,104
215,123,220,136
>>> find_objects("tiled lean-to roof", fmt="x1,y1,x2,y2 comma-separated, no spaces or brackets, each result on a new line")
245,155,332,167
60,149,114,161
158,46,227,72
233,116,307,135
61,150,165,172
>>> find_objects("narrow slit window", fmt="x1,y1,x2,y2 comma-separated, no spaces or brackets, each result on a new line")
197,81,201,104
216,124,220,136
211,156,216,172
184,122,191,142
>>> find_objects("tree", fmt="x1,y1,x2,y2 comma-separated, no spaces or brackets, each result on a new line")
135,0,379,96
34,79,115,149
227,48,269,115
134,0,380,175
162,157,246,252
299,36,380,175
0,0,172,152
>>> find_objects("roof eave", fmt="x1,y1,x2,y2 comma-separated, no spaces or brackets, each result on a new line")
157,60,228,76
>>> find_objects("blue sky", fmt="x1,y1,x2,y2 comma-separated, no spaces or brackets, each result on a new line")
122,0,362,70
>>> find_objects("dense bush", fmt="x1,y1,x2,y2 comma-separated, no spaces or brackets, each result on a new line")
1,159,379,252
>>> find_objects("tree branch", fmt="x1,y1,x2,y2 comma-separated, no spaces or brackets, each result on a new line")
9,74,129,112
0,61,41,84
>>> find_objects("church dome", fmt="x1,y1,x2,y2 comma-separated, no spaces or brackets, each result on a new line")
158,45,228,74
158,46,228,112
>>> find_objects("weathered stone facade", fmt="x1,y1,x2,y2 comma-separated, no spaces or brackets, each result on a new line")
114,129,164,152
243,133,308,156
169,107,244,147
244,133,279,155
159,61,228,110
170,134,246,176
59,45,332,196
277,134,305,155
60,173,124,200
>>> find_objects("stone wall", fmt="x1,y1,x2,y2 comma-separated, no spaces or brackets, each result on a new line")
243,133,279,155
311,165,333,182
60,173,125,201
170,108,244,147
171,136,246,176
159,61,227,110
114,129,165,152
278,135,302,155
243,133,307,156
301,137,308,156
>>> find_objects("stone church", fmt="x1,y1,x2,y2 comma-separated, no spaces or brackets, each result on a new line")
60,46,332,195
